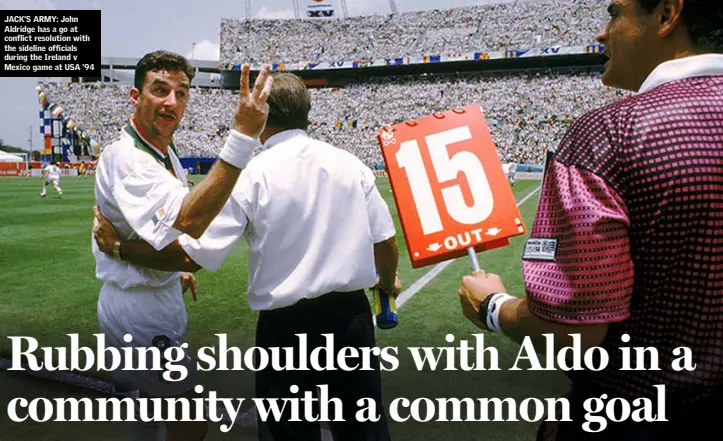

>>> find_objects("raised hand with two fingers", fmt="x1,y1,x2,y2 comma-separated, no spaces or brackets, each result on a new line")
233,63,274,139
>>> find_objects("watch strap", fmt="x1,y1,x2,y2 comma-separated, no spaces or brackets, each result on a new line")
479,292,515,332
112,240,123,260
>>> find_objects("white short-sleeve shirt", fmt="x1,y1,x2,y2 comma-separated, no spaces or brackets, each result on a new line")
180,129,396,311
44,164,61,180
93,118,190,289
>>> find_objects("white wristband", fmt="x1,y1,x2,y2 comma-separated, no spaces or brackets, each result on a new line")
218,129,259,169
486,293,516,333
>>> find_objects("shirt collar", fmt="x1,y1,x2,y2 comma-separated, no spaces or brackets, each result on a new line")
638,53,723,93
129,115,168,158
263,129,308,149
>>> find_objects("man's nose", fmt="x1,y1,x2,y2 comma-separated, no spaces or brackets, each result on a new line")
164,90,178,107
596,25,609,45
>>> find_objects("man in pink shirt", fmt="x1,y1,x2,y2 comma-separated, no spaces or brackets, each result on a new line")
458,0,723,438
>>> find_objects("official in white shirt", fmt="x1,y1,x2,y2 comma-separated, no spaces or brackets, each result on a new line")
92,50,273,441
94,72,401,441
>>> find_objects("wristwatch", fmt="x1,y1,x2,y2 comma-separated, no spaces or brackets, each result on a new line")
112,240,123,260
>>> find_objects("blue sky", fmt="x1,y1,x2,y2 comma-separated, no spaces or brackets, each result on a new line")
0,0,518,150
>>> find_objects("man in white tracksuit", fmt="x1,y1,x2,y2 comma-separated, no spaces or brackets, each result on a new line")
92,50,273,441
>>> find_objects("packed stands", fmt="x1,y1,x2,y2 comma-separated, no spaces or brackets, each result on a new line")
220,0,608,65
39,70,630,168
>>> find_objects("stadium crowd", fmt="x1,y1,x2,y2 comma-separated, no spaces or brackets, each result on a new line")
39,70,630,168
37,0,627,168
220,0,608,65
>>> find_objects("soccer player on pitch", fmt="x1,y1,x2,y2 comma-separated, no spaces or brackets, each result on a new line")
502,162,517,186
457,0,723,438
40,160,63,198
91,51,273,441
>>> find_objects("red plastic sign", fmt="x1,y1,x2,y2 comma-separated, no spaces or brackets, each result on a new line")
378,104,527,268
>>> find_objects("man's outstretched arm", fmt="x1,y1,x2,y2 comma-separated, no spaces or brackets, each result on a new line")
458,273,609,353
172,64,272,239
94,184,248,276
121,240,201,273
94,205,199,272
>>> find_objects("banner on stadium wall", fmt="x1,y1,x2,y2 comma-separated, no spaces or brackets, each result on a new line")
0,162,41,177
0,162,24,176
305,0,336,19
373,170,388,178
514,172,544,180
30,168,79,177
224,44,605,72
441,53,472,62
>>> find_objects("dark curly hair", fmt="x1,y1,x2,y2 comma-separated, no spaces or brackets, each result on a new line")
637,0,723,52
134,50,195,92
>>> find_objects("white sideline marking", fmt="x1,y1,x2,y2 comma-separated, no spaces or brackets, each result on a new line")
396,185,541,310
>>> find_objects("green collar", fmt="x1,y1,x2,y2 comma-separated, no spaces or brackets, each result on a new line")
124,123,180,175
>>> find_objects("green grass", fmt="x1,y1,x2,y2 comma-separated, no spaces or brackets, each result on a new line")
0,176,568,440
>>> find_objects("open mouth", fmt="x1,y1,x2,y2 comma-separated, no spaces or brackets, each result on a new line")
158,114,175,122
602,52,611,67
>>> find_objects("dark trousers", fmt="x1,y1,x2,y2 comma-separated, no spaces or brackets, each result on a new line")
536,382,722,441
255,290,392,441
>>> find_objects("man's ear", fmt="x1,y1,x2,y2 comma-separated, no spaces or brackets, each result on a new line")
657,0,684,39
129,87,140,108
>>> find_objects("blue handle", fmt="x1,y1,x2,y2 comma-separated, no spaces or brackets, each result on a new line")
373,289,398,329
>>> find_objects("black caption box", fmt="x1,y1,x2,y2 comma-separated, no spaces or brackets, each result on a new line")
0,10,101,77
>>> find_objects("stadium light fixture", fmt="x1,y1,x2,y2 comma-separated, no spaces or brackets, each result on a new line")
293,0,300,19
340,0,349,18
191,42,199,79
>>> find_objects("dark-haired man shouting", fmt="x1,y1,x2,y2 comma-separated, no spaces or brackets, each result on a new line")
92,50,273,441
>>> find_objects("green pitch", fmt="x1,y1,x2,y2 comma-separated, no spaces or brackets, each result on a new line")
0,176,568,440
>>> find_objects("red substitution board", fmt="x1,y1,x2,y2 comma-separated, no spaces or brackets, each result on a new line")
378,104,527,268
